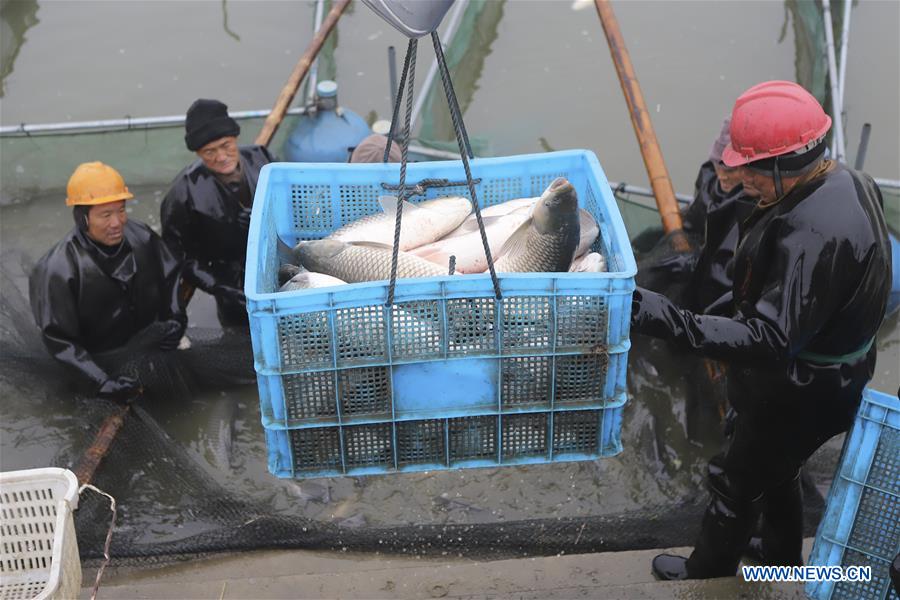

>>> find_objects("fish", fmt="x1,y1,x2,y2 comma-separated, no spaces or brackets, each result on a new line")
414,201,597,274
478,196,539,218
410,211,532,274
278,262,303,287
576,209,600,257
569,252,607,273
278,271,347,292
206,395,238,471
493,177,581,273
327,195,472,251
296,239,449,283
432,492,485,513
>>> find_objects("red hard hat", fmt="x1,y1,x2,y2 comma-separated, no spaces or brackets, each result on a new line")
721,81,831,168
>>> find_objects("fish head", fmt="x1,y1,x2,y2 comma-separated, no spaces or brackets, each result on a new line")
533,177,579,233
295,239,347,269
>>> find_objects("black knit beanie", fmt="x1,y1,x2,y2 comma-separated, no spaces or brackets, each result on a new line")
184,99,241,151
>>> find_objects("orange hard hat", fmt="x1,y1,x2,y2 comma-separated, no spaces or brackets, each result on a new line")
722,81,831,168
65,162,134,207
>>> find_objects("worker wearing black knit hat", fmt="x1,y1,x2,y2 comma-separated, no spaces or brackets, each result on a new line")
161,98,275,328
184,99,241,152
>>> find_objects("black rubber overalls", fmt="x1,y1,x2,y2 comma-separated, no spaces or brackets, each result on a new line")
632,163,892,575
29,220,184,391
160,145,274,326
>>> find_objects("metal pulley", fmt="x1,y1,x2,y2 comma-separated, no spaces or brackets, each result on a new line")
361,0,454,38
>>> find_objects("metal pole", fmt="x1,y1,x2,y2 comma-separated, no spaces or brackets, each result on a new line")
409,0,469,131
822,0,846,163
837,0,852,109
609,181,693,204
854,123,871,171
388,45,398,112
0,108,309,136
305,0,327,107
255,0,351,147
593,0,683,234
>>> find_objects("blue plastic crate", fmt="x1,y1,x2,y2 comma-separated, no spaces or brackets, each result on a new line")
807,388,900,600
245,150,636,478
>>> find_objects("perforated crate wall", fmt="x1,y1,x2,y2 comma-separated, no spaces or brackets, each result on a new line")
0,468,82,600
246,151,636,478
806,388,900,600
267,407,622,476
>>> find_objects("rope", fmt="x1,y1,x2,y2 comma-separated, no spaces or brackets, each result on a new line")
386,38,417,307
381,177,482,197
78,483,117,600
431,30,501,300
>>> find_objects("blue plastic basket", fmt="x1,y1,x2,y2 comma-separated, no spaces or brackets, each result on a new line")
244,150,636,478
806,388,900,600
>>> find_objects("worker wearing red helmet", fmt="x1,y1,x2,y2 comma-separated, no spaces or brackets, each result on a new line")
631,81,892,580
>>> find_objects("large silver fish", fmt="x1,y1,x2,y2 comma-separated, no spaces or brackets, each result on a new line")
477,196,539,218
493,177,580,273
327,196,472,251
279,271,347,292
410,210,532,274
296,239,448,283
576,209,600,257
569,252,607,273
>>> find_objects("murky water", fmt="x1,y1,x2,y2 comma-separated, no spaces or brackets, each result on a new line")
1,0,898,548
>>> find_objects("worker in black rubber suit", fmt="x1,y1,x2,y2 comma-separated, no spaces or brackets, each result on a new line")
29,162,187,403
161,99,274,327
635,117,753,314
679,117,755,314
632,81,892,581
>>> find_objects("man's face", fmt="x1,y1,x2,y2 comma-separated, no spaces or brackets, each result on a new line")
737,167,777,204
714,161,742,194
87,200,127,246
197,136,239,175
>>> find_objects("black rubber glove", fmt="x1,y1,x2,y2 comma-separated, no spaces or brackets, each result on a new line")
630,288,644,329
159,318,187,351
237,207,252,229
216,285,246,308
97,376,142,403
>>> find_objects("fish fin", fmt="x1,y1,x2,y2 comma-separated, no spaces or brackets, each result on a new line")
378,195,398,213
497,217,533,258
455,215,505,234
378,195,420,214
347,241,395,250
276,235,295,264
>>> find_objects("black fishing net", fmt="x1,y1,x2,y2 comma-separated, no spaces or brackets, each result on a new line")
0,247,829,566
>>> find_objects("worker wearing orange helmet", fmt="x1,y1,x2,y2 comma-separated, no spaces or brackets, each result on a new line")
631,81,892,580
29,162,186,402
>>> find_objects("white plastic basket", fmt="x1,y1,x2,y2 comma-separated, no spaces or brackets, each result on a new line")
0,468,82,600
